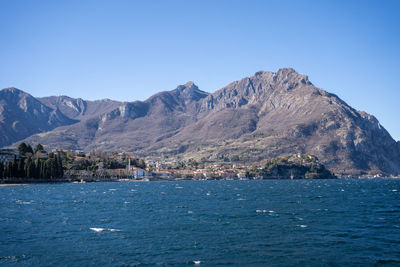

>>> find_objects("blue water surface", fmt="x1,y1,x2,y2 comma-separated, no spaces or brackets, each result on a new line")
1,179,399,266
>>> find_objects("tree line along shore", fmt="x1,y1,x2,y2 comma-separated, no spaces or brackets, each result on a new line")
0,142,336,183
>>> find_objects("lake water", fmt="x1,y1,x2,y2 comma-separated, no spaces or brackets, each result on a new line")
1,179,399,266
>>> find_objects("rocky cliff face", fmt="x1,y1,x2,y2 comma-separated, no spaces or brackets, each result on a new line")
3,69,400,176
38,95,122,120
0,88,76,147
145,68,400,175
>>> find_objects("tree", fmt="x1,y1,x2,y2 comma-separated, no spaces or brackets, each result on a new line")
34,159,40,178
17,142,34,157
138,159,146,169
18,142,27,157
25,157,35,178
45,158,57,178
34,144,45,154
230,155,240,162
0,162,3,178
40,160,46,178
17,158,25,178
5,162,13,178
26,144,33,154
11,156,18,178
56,152,63,178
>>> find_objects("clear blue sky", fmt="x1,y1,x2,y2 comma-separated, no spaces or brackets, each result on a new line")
0,0,399,140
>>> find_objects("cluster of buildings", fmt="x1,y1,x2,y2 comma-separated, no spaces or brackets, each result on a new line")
144,160,247,180
64,154,249,181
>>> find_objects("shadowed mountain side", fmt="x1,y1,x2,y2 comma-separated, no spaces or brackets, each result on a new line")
21,82,210,151
0,88,77,147
8,69,400,176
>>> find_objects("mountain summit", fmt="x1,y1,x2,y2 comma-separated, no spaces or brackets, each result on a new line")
2,69,400,176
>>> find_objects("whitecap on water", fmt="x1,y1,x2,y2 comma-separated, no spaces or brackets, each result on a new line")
297,225,308,228
188,211,193,214
109,189,117,191
391,189,397,192
175,186,184,189
256,210,275,213
90,227,120,232
16,200,33,205
256,210,271,213
90,227,104,232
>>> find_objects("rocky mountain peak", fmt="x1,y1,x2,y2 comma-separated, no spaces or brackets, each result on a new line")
175,81,209,101
2,87,21,93
276,67,298,75
3,69,400,176
0,87,44,113
274,68,311,87
0,87,29,99
176,81,197,92
184,81,195,88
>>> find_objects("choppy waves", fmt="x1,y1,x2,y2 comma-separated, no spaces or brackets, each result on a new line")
0,179,399,265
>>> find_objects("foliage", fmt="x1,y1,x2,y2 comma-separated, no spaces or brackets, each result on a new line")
18,142,33,157
1,144,63,179
33,143,45,154
246,154,335,179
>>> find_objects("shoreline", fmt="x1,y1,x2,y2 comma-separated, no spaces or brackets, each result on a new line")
0,176,397,186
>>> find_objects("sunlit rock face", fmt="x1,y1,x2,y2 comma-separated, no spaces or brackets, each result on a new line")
3,68,400,176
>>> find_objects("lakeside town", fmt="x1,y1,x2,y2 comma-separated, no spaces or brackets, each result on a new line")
0,143,257,182
1,142,395,184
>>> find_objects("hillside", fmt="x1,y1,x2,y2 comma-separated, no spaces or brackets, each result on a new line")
0,88,76,147
2,69,400,176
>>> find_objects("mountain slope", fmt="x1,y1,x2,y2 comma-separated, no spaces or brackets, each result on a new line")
164,69,400,175
6,69,400,175
38,95,122,120
0,88,77,147
22,82,210,152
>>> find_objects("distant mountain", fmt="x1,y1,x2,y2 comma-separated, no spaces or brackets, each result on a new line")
21,81,210,152
0,88,76,147
3,69,400,176
38,95,122,120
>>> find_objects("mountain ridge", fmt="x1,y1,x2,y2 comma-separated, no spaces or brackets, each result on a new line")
2,68,400,176
0,87,77,147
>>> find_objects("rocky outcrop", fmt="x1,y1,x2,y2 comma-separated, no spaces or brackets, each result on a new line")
38,95,122,120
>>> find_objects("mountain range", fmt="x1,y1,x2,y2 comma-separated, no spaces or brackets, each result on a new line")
1,68,399,176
